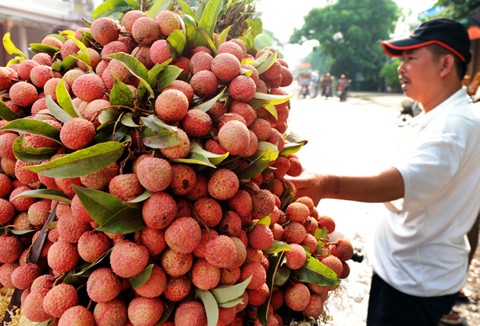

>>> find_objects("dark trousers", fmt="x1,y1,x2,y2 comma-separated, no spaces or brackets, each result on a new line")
367,274,458,326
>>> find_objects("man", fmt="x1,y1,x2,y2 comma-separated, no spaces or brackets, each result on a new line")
286,18,480,325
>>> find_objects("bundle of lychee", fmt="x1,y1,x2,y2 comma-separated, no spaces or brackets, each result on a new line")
0,0,355,325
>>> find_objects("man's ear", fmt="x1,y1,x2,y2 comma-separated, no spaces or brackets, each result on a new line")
439,54,455,77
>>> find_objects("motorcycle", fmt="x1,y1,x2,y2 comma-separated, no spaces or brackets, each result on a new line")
299,84,310,99
322,85,332,99
396,99,423,127
337,86,347,102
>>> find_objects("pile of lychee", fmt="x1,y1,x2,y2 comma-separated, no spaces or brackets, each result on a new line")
0,4,355,326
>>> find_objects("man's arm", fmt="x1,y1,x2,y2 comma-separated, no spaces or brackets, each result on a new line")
286,167,405,205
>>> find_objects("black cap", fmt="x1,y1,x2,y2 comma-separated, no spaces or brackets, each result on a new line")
382,18,471,64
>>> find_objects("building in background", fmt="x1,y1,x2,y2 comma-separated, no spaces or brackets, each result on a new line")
0,0,95,65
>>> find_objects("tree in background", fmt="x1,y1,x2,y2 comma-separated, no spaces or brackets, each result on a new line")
432,0,480,23
380,58,401,92
289,0,400,91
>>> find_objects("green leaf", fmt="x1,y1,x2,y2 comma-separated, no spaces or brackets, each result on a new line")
259,251,286,325
153,64,182,92
1,118,60,141
196,289,219,326
72,185,125,226
28,43,60,56
98,109,121,126
255,49,277,74
193,88,226,112
12,135,58,162
11,189,72,204
0,99,21,121
257,215,271,227
3,32,26,58
71,247,112,276
183,14,202,48
211,275,251,304
46,95,74,123
120,112,140,127
167,29,186,56
105,53,154,98
177,0,197,19
280,143,303,157
110,78,135,107
172,141,228,168
126,190,153,204
24,141,125,178
145,0,171,18
91,0,138,19
96,206,145,234
264,240,291,255
141,129,181,150
141,115,178,134
236,142,279,179
215,26,232,46
217,297,245,308
274,265,291,286
198,0,223,37
56,79,79,117
294,256,339,286
130,264,154,289
7,56,25,66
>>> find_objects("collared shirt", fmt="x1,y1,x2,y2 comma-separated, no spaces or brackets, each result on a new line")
372,87,480,297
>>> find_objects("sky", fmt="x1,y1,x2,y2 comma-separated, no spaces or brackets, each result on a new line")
255,0,437,66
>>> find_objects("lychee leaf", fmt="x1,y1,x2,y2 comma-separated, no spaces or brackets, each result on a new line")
126,190,153,203
72,185,125,225
217,297,244,308
196,289,219,326
71,247,113,277
24,141,125,178
96,206,145,234
46,95,73,123
145,0,171,18
7,56,25,67
215,26,232,46
2,32,26,58
296,256,339,286
8,228,36,236
172,141,228,167
255,50,277,74
167,29,186,56
315,227,329,241
66,34,90,64
120,112,140,127
236,142,279,179
11,189,72,204
0,99,21,121
183,14,203,48
257,215,271,226
98,108,121,126
56,80,80,118
91,0,138,19
130,264,154,289
280,143,303,157
264,240,292,255
151,64,181,92
198,0,223,37
1,118,60,141
259,251,286,325
177,0,196,19
110,79,135,107
28,43,60,55
12,135,58,162
193,87,226,112
273,265,291,286
211,275,251,304
141,115,178,134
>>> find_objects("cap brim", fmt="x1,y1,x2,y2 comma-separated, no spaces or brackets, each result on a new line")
382,37,429,57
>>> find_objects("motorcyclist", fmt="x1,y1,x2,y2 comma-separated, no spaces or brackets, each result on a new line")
297,72,311,98
320,73,333,98
337,74,349,101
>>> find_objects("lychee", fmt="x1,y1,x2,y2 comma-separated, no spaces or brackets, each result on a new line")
110,240,149,278
77,230,112,263
218,119,250,156
72,73,106,102
121,10,147,33
108,173,144,202
9,81,38,107
43,283,79,318
132,16,160,46
155,10,181,37
164,275,192,302
284,282,310,312
180,109,213,137
47,240,79,274
91,17,120,45
285,243,307,270
204,235,238,269
58,305,95,326
135,156,172,192
329,238,354,261
155,88,189,124
161,247,193,277
159,127,191,159
86,267,123,303
127,297,164,326
248,223,274,251
190,70,218,97
0,235,23,263
212,52,241,83
207,168,240,200
164,216,201,253
60,117,96,150
228,75,256,102
142,191,177,229
93,297,128,326
321,255,344,278
10,262,41,290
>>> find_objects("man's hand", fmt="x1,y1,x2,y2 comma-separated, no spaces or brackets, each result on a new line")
285,170,326,206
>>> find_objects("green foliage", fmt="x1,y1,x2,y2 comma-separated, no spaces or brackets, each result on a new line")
380,58,401,91
431,0,480,23
289,0,400,91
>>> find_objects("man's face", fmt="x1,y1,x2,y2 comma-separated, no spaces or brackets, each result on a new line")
397,47,440,104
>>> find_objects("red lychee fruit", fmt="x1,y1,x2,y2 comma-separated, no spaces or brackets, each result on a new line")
155,88,189,124
161,248,193,277
80,161,119,190
286,201,310,223
58,305,95,326
0,235,23,263
285,243,307,270
60,118,96,150
174,301,207,326
137,227,166,256
10,262,41,290
190,70,218,97
228,189,253,218
164,216,202,254
110,240,149,278
9,81,38,107
180,109,213,137
211,53,241,83
190,51,213,74
329,238,354,261
164,275,192,302
0,198,15,225
135,156,172,192
43,283,79,318
204,235,238,269
93,297,128,326
228,75,256,102
159,127,191,159
207,168,240,200
121,10,147,33
251,189,276,219
142,191,177,229
132,16,160,46
108,173,144,202
318,215,336,234
283,221,307,244
287,155,303,176
155,10,182,37
285,282,310,312
17,59,39,81
134,264,167,298
47,240,79,274
150,39,171,64
248,223,274,251
128,297,164,326
321,255,344,278
86,267,123,303
71,73,105,103
247,282,270,306
91,17,120,45
218,119,250,156
218,41,245,62
191,258,221,290
77,230,112,263
241,261,267,289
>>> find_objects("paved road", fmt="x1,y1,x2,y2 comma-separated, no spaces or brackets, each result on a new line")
286,90,480,326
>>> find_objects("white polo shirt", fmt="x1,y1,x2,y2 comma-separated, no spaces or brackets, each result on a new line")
371,88,480,297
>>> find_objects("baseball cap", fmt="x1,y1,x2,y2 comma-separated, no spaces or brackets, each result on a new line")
382,18,471,64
